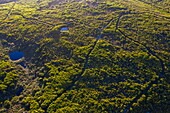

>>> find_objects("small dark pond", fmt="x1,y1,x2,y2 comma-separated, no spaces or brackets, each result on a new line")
60,27,69,31
10,51,24,61
9,51,26,68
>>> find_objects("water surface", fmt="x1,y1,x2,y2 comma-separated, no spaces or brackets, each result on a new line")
10,51,24,61
10,51,26,68
60,27,69,31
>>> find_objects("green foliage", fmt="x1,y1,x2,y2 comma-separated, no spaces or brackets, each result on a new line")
0,61,18,93
0,0,169,112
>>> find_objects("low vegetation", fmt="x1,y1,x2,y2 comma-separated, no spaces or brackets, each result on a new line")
0,0,169,113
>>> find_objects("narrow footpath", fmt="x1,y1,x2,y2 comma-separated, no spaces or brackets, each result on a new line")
115,15,165,113
44,19,114,112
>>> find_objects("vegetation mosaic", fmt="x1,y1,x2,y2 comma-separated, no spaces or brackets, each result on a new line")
0,0,170,113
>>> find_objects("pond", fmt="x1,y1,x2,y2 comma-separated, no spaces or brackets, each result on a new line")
10,51,24,61
9,51,26,68
60,27,69,31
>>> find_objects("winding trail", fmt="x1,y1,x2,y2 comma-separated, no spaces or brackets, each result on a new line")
1,1,16,21
20,14,56,26
119,29,165,113
115,14,165,113
0,1,17,25
44,19,114,112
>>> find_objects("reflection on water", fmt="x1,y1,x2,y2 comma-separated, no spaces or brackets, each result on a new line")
61,27,69,31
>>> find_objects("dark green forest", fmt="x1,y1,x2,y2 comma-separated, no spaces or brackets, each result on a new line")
0,0,170,113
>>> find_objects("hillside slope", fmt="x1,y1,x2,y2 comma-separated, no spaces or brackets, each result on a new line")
0,0,170,113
